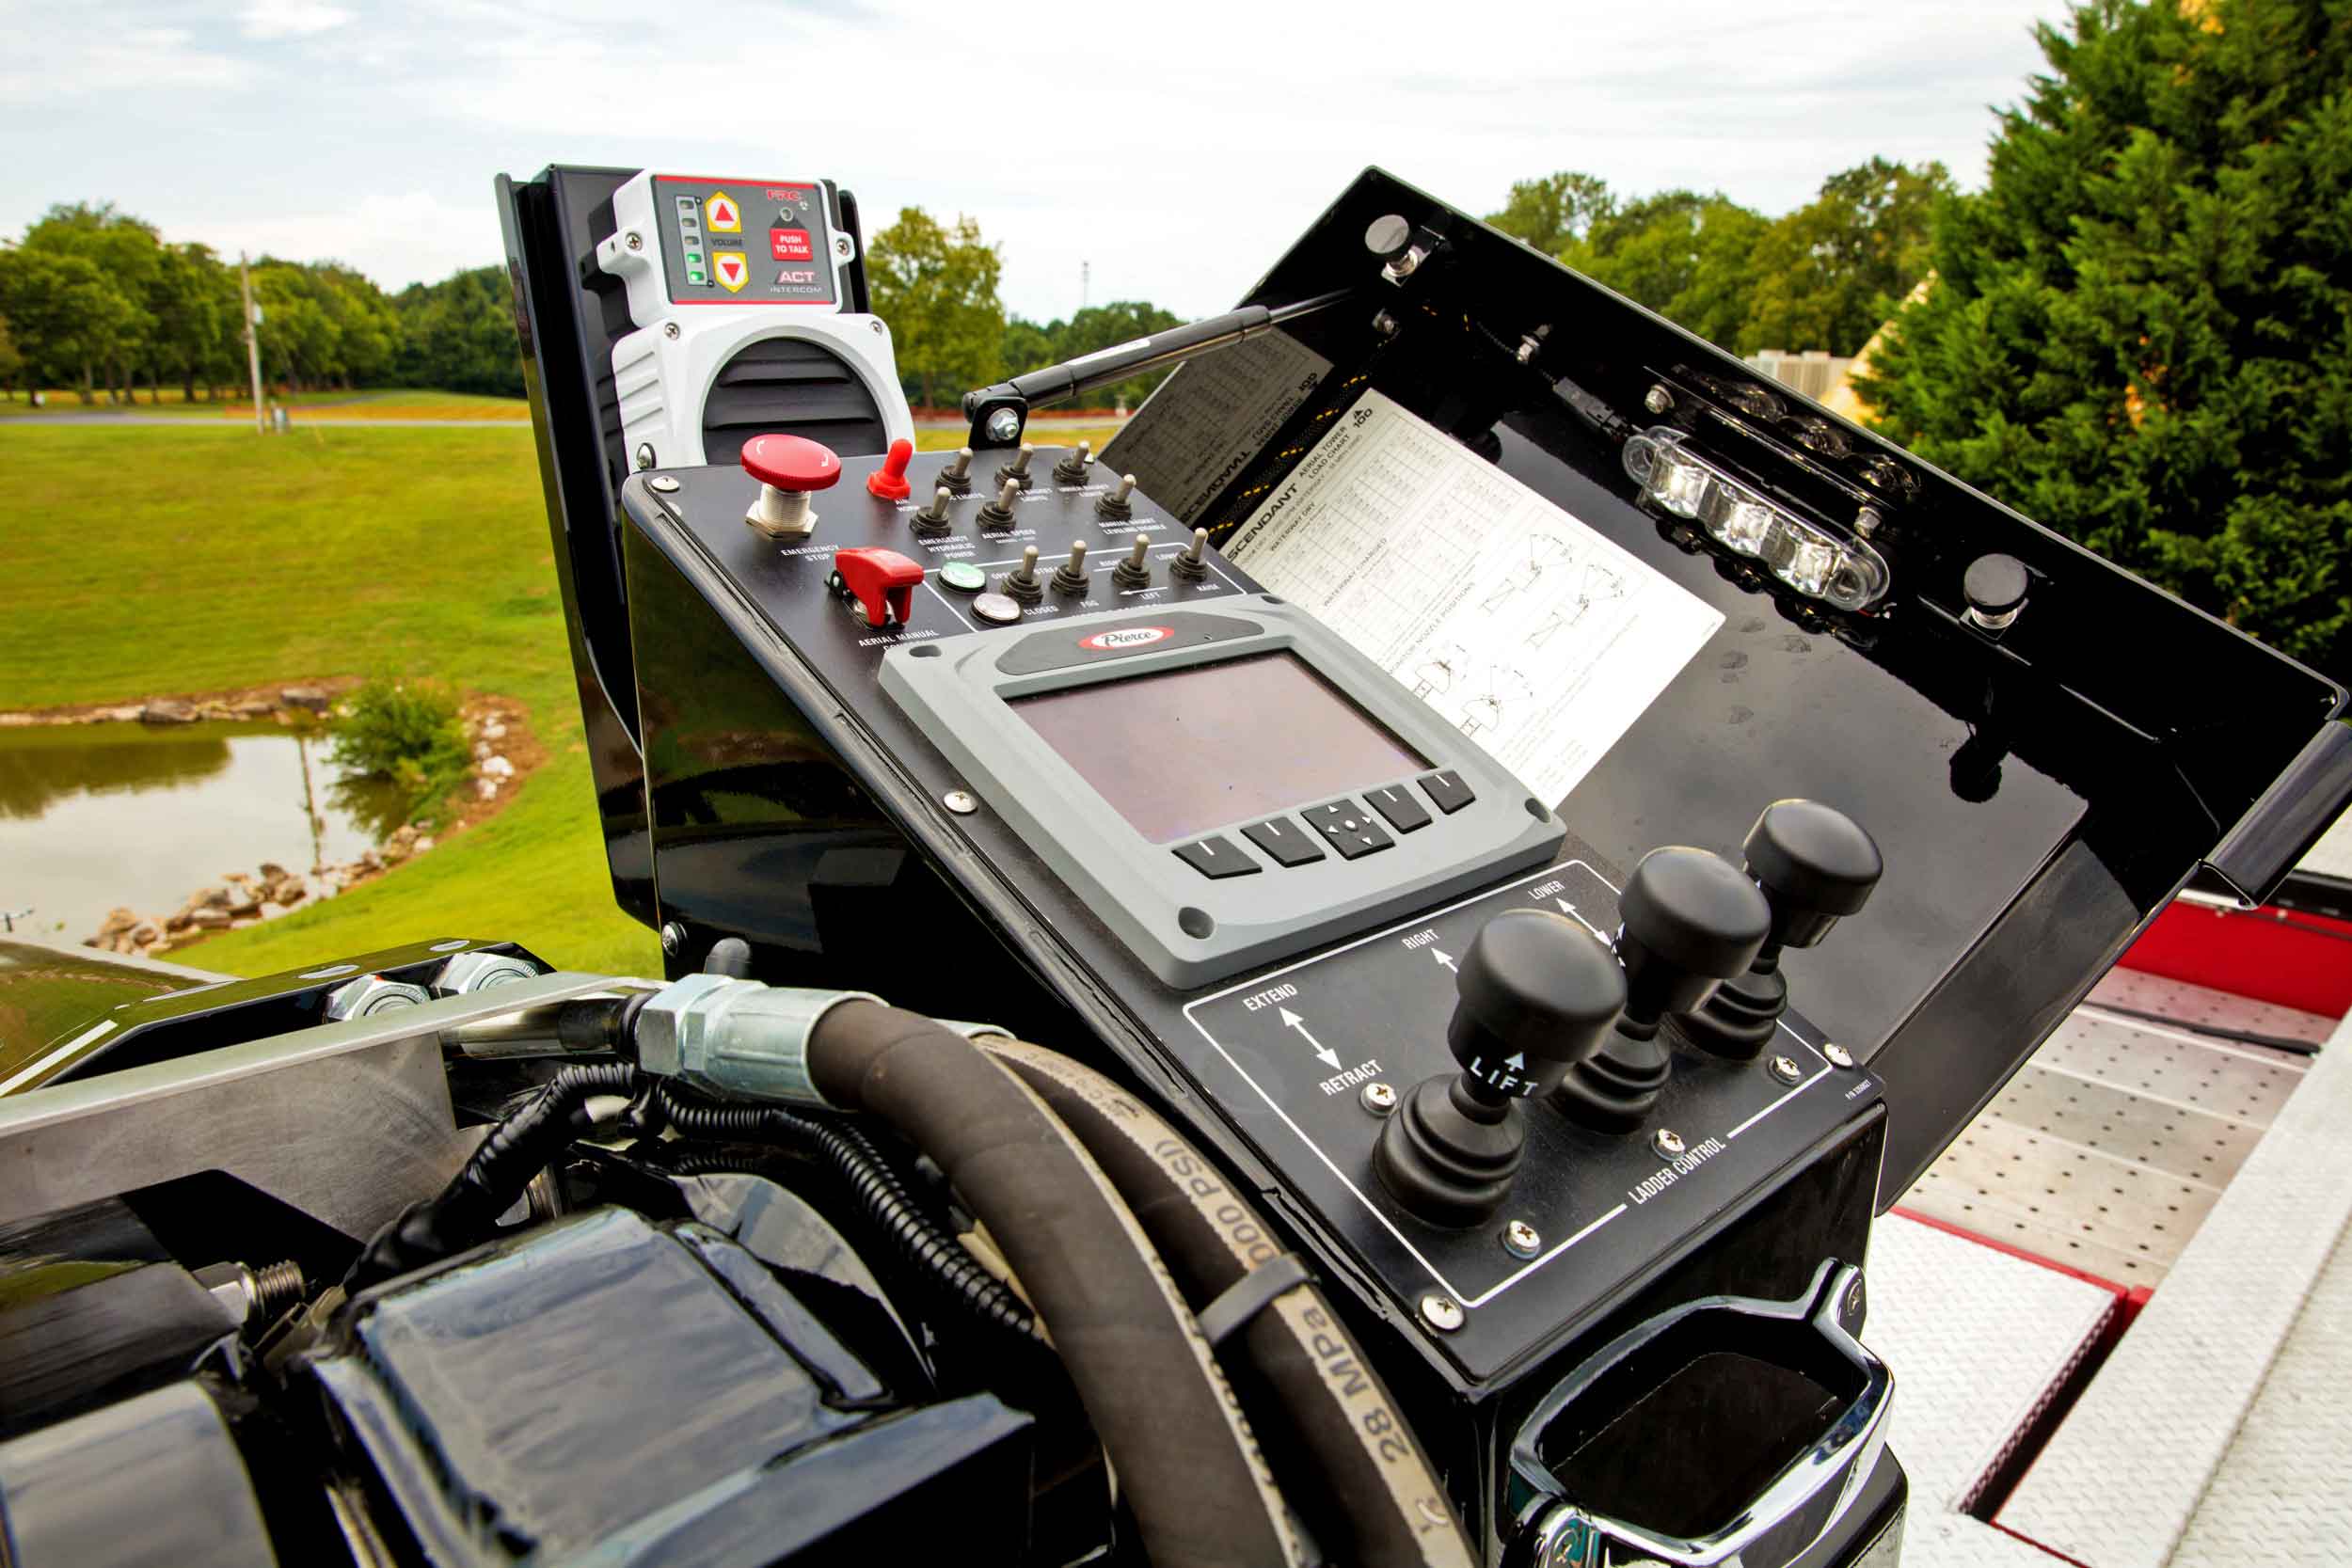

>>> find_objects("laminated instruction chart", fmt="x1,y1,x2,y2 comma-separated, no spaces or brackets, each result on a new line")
1229,390,1724,804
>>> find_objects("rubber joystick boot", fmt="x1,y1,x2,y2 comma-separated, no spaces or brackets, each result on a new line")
1374,910,1624,1227
1675,801,1882,1060
1555,846,1769,1132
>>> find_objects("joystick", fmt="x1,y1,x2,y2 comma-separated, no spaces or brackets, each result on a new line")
1373,910,1624,1227
1674,801,1881,1059
1553,847,1769,1131
740,434,841,541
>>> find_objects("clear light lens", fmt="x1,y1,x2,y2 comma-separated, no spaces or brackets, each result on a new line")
1623,424,1890,610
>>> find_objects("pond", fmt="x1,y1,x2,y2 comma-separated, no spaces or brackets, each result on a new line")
0,721,405,944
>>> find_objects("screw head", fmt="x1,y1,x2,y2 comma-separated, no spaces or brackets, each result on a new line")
1360,1080,1398,1116
648,475,680,493
943,789,978,816
633,442,655,470
662,321,680,340
1652,1127,1686,1158
660,922,684,957
834,234,854,260
869,318,884,334
1371,309,1400,338
1771,1053,1804,1083
984,407,1023,444
1823,1041,1855,1069
1503,1220,1541,1258
1645,385,1674,415
1419,1294,1464,1333
625,230,643,252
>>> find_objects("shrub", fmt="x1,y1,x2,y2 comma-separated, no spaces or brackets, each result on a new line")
326,678,469,817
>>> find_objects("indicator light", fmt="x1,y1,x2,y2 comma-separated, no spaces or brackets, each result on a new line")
1622,427,1889,611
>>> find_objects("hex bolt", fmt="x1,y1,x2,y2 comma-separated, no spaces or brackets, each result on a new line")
1054,440,1093,483
1645,385,1674,415
1095,472,1136,520
1503,1220,1541,1259
322,974,431,1021
984,407,1023,445
1770,1053,1804,1084
913,485,954,537
1052,540,1091,594
1004,545,1044,604
1420,1294,1465,1333
1112,534,1152,589
1823,1041,1855,1069
1652,1128,1687,1159
660,921,685,956
1360,1080,1398,1117
1171,526,1210,581
941,447,975,491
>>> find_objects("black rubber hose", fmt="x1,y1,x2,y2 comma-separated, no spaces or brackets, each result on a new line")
648,1083,1041,1341
985,1038,1476,1568
346,1062,638,1291
807,1001,1306,1568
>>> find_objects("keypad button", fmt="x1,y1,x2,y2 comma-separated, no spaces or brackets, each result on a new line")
1417,769,1477,815
1364,783,1431,833
1243,816,1326,866
1173,835,1261,879
1302,800,1393,860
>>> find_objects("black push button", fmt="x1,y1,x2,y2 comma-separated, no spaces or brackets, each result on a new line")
1418,769,1476,815
1173,835,1261,879
1364,783,1431,833
1302,800,1393,861
1243,816,1326,866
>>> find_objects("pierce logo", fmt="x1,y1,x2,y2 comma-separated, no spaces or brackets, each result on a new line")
1080,626,1173,652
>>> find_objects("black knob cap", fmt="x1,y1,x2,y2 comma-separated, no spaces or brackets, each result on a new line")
1963,552,2029,619
1744,800,1883,960
1448,910,1626,1099
1616,847,1771,1034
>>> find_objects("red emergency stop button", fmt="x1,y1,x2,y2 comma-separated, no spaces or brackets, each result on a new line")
866,437,914,501
833,546,923,627
741,435,841,540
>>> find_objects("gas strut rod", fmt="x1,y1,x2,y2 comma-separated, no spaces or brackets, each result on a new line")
961,288,1353,449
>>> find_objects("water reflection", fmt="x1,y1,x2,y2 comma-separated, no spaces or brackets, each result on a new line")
0,722,404,943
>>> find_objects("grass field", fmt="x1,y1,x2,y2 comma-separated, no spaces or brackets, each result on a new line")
0,389,532,420
1,416,1121,978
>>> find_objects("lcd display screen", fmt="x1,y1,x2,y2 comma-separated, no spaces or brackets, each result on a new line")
1011,652,1430,844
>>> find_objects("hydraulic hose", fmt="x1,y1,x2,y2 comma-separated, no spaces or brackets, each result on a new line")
346,1061,639,1291
648,1082,1041,1341
805,1000,1307,1568
980,1037,1477,1568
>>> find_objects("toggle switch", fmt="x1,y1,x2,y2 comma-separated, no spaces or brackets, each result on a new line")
830,546,923,627
940,446,975,493
1171,527,1210,581
1096,473,1136,521
912,485,953,538
1004,545,1044,604
866,437,914,501
741,434,842,540
977,478,1020,529
1052,540,1090,594
1111,534,1152,589
997,443,1037,488
1054,441,1093,483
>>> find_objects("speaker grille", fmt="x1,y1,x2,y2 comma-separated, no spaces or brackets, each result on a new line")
701,336,890,467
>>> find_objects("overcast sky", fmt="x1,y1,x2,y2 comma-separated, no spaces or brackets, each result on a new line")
2,0,2071,325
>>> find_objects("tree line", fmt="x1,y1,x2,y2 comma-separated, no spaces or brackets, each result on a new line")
0,204,523,403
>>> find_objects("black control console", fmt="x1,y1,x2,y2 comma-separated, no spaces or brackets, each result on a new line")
616,440,1891,1391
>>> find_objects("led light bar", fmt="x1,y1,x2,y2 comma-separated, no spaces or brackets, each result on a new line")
1621,427,1890,611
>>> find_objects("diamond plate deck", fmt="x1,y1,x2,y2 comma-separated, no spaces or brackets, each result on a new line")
1864,1213,2118,1568
1996,1008,2352,1568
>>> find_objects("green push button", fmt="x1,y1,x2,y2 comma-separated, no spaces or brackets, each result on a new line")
939,561,986,593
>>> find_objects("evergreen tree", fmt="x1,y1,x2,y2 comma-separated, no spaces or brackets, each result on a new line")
1864,0,2352,680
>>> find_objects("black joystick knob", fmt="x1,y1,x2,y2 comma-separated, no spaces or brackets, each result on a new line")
1675,801,1882,1060
1373,911,1624,1227
1554,847,1769,1132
